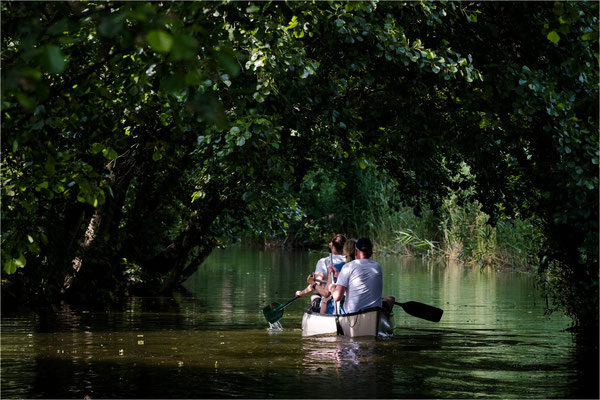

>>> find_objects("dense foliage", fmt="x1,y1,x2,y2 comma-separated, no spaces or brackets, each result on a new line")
2,2,597,331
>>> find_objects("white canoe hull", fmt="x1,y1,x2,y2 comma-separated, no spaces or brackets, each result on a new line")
301,307,393,337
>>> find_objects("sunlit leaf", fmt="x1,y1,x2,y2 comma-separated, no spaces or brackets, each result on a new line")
102,148,119,160
547,31,560,43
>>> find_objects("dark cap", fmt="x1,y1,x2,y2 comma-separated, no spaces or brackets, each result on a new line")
355,237,373,253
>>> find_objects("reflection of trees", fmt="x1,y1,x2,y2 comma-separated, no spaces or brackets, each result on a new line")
185,248,315,327
439,262,498,327
380,255,563,331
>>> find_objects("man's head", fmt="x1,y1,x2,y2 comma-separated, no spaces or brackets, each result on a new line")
354,237,373,258
329,234,347,255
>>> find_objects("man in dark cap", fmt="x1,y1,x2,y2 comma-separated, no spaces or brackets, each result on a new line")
329,237,385,314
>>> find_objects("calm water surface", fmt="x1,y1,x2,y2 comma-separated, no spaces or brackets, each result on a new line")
1,247,597,398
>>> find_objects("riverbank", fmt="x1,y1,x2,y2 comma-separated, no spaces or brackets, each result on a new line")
259,199,543,275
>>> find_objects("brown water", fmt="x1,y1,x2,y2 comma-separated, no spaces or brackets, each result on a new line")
1,247,597,398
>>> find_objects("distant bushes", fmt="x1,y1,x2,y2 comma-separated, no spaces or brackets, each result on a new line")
281,165,544,273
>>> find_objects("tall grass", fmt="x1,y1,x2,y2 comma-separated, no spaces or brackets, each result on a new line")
372,194,543,272
295,166,543,272
439,194,498,268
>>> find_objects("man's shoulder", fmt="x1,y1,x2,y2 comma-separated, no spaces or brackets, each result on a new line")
351,258,381,267
346,259,362,268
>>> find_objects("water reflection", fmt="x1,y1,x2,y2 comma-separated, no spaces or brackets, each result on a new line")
299,337,382,397
299,334,448,398
302,337,361,369
1,247,595,399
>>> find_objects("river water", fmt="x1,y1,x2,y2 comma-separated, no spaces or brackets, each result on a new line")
1,247,597,398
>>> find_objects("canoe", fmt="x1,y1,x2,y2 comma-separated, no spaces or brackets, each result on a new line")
301,306,393,337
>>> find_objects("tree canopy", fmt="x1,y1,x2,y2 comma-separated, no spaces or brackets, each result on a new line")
2,2,598,331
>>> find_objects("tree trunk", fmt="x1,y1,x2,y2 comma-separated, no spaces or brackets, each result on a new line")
145,183,230,294
62,151,135,299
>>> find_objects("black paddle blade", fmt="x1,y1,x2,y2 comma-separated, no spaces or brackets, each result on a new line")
396,301,443,322
262,302,284,324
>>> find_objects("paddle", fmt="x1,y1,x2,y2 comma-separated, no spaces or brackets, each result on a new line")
262,295,300,324
263,256,333,324
328,269,344,336
395,301,443,322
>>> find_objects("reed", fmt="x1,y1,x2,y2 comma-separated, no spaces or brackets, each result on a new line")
286,165,543,272
340,181,542,272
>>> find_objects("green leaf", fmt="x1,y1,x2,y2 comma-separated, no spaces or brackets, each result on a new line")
102,147,119,160
48,18,68,36
170,34,199,61
3,259,16,274
32,120,44,130
553,1,564,16
246,5,260,13
161,75,185,95
44,158,55,174
242,191,254,201
547,31,560,43
286,16,299,30
41,45,66,74
90,143,104,155
22,67,42,81
3,253,26,274
147,30,174,53
253,92,265,102
185,69,204,85
216,50,240,77
128,85,139,96
99,13,127,38
581,32,594,41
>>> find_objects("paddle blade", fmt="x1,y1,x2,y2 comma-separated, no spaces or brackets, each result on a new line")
396,301,443,322
262,302,284,324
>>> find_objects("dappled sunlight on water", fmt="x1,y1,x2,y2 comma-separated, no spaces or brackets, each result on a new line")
1,248,596,399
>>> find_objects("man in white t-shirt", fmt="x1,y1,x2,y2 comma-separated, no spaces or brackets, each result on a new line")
295,234,347,307
330,237,383,314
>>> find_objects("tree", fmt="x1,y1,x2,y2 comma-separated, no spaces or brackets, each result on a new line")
429,2,599,330
2,2,597,333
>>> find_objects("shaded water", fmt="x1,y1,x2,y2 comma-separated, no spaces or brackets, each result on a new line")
1,247,597,398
